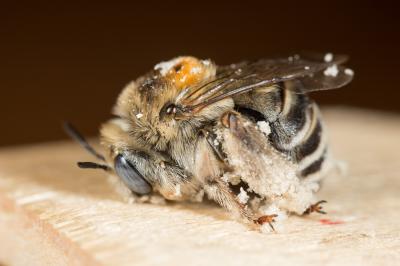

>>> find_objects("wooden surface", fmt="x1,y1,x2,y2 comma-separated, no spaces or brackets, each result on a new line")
0,108,399,266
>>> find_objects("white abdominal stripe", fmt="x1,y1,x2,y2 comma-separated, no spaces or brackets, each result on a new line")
298,131,328,177
269,101,328,178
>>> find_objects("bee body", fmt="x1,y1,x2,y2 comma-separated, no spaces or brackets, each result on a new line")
71,55,353,229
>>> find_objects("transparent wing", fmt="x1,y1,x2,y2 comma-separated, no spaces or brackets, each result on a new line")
177,54,353,113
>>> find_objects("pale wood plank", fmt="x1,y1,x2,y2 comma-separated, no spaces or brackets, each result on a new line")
0,108,399,266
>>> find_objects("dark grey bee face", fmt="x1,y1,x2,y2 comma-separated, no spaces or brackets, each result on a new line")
114,154,152,195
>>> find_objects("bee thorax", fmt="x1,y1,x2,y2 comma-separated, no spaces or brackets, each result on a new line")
154,56,216,90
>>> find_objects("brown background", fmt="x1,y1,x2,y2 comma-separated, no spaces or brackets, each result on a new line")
1,1,399,147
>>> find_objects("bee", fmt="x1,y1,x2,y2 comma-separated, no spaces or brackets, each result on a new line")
65,54,353,231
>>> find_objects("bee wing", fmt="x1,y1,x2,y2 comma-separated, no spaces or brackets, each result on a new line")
295,65,353,92
177,54,353,113
289,53,353,92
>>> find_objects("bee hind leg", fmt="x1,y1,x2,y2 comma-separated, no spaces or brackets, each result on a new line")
204,178,278,230
254,214,278,231
204,179,252,219
303,200,328,215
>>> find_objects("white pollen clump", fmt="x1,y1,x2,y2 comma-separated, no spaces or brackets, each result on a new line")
257,121,271,136
202,59,211,66
190,66,202,74
217,114,323,233
221,172,241,185
237,187,249,204
136,113,143,119
213,139,219,146
324,64,339,77
221,174,229,183
344,68,354,76
154,58,182,76
324,53,333,62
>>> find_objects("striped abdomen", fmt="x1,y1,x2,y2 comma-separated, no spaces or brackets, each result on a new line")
234,82,330,178
268,86,328,178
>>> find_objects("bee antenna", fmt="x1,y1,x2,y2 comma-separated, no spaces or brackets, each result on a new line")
63,121,106,161
77,161,111,171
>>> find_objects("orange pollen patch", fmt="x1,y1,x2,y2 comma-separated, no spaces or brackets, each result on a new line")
165,58,207,90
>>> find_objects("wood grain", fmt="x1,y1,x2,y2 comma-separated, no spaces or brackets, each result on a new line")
0,108,399,266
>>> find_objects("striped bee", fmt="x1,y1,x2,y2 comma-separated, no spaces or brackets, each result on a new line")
66,54,353,231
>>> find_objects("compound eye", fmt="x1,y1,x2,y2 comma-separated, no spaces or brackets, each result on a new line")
160,103,180,120
165,104,177,115
114,154,152,195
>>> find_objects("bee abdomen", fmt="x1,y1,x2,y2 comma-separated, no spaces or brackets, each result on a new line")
299,149,327,176
268,89,328,178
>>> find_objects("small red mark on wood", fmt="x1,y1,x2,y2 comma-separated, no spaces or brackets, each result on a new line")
319,219,344,225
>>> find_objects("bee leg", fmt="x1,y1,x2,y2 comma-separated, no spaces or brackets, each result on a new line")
205,178,281,231
303,200,328,215
221,111,246,138
200,129,226,162
220,111,262,152
254,214,278,231
204,178,254,222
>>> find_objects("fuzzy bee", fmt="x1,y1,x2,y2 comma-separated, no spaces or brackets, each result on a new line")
65,54,353,231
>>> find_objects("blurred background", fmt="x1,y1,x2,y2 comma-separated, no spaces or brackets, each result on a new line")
1,0,399,147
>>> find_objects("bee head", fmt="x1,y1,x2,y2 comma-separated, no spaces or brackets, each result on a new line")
103,56,233,151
